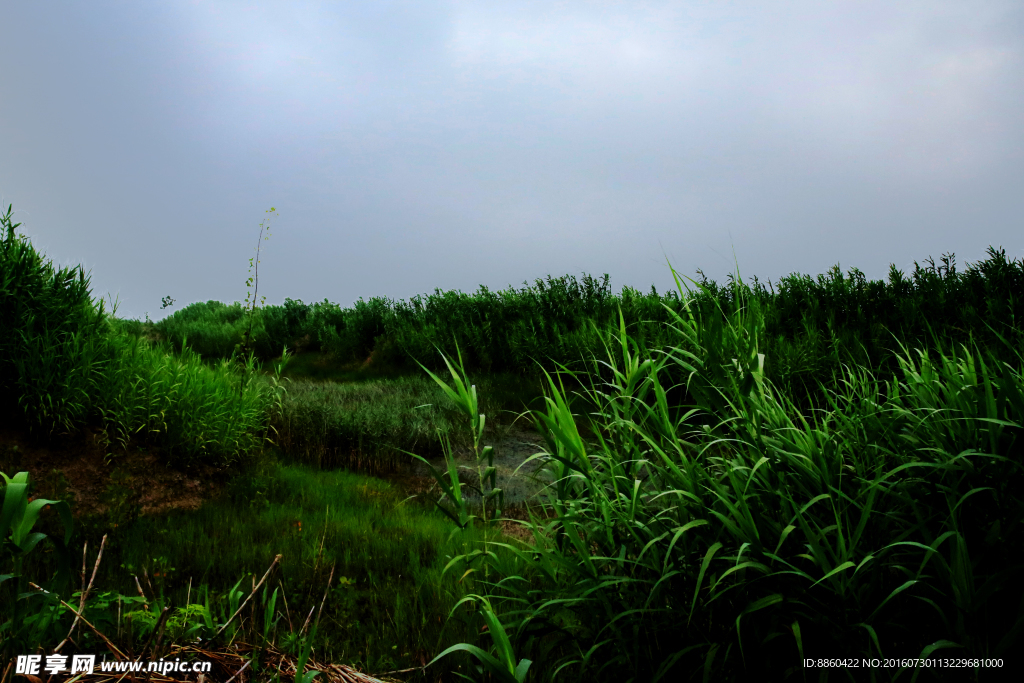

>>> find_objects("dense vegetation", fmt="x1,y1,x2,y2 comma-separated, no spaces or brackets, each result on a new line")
3,196,1023,682
0,204,500,682
156,250,1023,395
454,292,1024,680
0,205,279,467
272,373,538,473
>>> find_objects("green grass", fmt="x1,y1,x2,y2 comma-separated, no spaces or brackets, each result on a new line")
273,372,545,472
8,457,522,681
93,461,490,674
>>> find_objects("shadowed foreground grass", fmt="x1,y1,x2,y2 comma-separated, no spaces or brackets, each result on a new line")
72,461,504,677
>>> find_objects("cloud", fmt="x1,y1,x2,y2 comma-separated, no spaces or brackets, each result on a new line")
2,0,1021,316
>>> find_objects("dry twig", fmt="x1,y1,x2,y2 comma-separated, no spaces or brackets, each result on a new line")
56,534,108,653
214,554,282,638
28,582,127,661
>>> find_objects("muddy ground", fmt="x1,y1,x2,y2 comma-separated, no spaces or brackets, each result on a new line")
0,426,227,521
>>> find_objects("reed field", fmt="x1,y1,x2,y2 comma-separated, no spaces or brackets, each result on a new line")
3,197,1023,682
155,250,1023,390
272,373,543,473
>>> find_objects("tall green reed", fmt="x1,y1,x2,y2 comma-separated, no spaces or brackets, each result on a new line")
0,203,280,467
424,268,1024,681
412,350,534,680
156,248,1024,412
96,333,281,467
0,204,107,436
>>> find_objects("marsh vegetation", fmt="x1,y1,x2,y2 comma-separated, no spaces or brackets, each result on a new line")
3,200,1023,681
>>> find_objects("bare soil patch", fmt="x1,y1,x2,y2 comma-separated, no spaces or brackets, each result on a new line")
0,425,226,521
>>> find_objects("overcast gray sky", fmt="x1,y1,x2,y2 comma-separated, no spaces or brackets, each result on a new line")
2,1,1022,319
